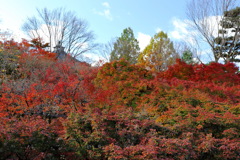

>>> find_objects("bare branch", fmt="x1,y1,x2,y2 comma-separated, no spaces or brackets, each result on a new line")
186,0,238,62
22,8,96,58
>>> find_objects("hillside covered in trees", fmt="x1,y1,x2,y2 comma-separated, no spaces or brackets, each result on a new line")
0,39,239,159
0,0,240,159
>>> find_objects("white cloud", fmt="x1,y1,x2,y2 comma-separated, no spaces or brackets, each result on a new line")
82,52,101,61
169,18,189,40
0,20,27,42
137,32,151,51
169,18,199,46
155,28,162,33
98,9,113,21
170,30,182,39
93,2,113,21
102,2,110,8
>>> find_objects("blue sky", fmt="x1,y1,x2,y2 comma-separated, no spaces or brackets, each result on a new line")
0,0,187,49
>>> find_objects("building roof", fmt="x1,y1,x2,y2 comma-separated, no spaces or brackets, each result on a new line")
53,41,67,60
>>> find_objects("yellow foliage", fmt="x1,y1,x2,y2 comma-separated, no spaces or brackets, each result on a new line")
137,31,178,71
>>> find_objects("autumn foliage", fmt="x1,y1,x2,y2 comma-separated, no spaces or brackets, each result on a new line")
0,40,239,159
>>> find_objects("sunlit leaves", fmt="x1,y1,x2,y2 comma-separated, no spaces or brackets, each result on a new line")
94,59,154,108
138,31,178,71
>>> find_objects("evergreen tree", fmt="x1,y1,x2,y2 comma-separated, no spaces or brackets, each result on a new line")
181,50,194,64
110,27,140,64
214,7,240,63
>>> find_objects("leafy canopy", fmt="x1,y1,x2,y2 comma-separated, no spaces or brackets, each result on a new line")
138,31,178,71
110,27,140,64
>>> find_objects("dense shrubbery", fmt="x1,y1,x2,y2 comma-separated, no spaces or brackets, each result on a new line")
0,40,239,159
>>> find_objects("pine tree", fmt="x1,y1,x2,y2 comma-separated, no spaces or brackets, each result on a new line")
214,7,240,63
181,50,194,64
110,27,140,64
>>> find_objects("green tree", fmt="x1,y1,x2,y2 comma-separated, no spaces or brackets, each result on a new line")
110,27,140,64
214,7,240,63
181,50,194,64
138,31,178,71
